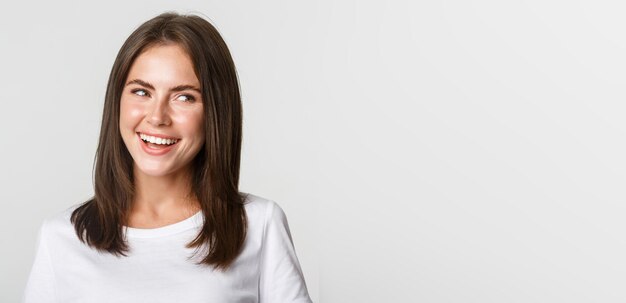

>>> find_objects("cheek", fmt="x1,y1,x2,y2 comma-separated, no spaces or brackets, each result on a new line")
173,110,205,138
119,100,145,127
191,114,205,140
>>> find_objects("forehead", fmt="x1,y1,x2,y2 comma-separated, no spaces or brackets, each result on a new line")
126,44,200,87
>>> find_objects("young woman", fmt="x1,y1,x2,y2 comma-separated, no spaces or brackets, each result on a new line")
23,12,312,303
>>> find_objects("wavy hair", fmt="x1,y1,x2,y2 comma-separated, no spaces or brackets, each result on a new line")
70,11,247,272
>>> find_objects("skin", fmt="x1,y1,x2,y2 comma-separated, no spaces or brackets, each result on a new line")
119,43,204,228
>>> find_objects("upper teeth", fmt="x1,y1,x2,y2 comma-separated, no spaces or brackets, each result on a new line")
140,133,178,145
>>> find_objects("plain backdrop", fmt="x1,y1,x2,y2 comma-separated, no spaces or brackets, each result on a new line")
2,0,626,302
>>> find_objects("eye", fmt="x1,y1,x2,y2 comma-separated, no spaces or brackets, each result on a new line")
131,88,149,97
177,94,196,103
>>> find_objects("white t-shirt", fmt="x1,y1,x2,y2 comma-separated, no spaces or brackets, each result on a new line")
22,193,312,303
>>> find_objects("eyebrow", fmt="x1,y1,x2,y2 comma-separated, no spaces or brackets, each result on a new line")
125,79,201,93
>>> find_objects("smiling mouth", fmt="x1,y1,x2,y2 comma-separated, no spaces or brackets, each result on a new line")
136,132,180,148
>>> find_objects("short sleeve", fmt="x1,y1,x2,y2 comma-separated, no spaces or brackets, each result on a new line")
22,219,57,303
259,201,312,303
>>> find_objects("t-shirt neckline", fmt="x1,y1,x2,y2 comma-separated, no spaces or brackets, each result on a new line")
123,210,203,239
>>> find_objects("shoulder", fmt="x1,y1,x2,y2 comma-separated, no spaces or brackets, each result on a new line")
240,191,288,227
39,202,84,242
241,193,299,259
241,192,277,211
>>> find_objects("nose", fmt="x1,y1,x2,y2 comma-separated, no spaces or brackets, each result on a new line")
147,98,171,126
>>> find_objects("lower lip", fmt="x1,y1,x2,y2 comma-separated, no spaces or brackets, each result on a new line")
137,133,179,156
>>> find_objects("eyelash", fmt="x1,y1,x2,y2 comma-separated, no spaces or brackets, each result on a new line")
130,89,196,102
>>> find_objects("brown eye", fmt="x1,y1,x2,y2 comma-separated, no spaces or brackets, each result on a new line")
131,89,149,97
177,94,196,102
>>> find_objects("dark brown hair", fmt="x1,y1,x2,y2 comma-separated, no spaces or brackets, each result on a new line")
70,11,247,271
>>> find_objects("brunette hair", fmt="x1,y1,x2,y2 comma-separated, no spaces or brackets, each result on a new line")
70,11,247,271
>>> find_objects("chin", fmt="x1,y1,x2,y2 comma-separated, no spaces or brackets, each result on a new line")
134,163,174,177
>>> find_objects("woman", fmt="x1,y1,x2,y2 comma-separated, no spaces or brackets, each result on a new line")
23,11,312,303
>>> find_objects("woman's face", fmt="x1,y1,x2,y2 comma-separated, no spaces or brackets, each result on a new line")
119,43,205,178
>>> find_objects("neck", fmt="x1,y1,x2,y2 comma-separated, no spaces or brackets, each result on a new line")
130,163,200,219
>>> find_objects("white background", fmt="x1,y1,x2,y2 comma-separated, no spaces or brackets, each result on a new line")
2,0,626,302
